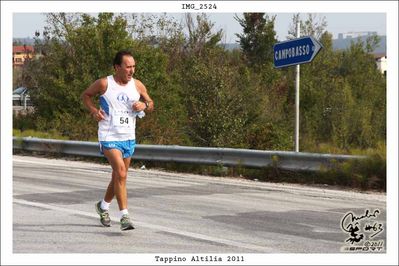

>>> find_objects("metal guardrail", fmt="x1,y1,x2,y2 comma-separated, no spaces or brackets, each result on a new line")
13,137,365,172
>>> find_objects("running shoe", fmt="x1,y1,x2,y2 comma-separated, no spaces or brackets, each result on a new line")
95,201,111,227
120,214,135,231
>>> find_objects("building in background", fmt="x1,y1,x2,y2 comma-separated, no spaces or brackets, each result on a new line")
337,31,378,40
13,45,34,67
335,32,387,76
374,53,387,76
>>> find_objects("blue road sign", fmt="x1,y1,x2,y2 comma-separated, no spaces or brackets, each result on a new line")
273,36,323,68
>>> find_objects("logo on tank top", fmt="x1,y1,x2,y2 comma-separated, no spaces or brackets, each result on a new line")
117,92,129,103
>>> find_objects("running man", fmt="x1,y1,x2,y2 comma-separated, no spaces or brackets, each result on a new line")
81,50,154,230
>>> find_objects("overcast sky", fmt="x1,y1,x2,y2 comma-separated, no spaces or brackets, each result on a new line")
13,12,386,42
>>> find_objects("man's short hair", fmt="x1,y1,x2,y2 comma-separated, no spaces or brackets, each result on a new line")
113,50,133,67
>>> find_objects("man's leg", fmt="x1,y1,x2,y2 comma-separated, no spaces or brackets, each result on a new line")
103,171,115,203
103,155,131,206
103,149,134,230
103,149,130,210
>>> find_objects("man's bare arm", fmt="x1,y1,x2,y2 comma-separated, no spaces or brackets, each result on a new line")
81,78,107,121
134,79,154,112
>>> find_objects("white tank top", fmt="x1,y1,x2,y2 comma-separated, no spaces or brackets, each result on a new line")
98,75,140,141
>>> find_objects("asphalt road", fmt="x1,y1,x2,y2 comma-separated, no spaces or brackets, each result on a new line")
12,155,386,254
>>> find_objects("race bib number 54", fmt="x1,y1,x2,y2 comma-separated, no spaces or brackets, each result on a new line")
112,111,134,128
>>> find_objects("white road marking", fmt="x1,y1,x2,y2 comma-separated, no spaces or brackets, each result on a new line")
13,198,278,252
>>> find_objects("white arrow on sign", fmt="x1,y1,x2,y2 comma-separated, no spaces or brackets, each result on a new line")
309,36,323,62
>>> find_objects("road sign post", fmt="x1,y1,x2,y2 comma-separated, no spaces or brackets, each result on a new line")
273,29,323,152
295,22,300,153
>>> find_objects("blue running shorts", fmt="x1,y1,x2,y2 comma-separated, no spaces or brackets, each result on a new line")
99,140,136,158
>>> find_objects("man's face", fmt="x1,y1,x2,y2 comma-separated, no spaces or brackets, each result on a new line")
116,55,135,83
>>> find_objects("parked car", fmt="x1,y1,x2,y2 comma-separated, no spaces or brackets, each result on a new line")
13,87,32,107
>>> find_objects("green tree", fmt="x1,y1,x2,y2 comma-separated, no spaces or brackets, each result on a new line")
130,41,189,145
299,32,337,145
127,13,186,61
184,13,224,56
232,13,294,150
181,49,253,148
287,13,327,39
17,12,385,156
334,37,386,148
235,13,277,67
13,67,23,89
21,13,187,143
22,13,135,139
298,30,385,151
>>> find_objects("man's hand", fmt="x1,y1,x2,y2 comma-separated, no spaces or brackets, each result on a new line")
91,108,106,121
132,101,146,112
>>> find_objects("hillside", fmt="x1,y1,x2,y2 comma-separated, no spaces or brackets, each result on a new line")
222,35,386,54
14,35,387,54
